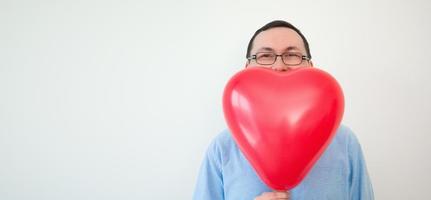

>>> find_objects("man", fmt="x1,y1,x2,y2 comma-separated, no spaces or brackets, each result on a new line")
193,20,374,200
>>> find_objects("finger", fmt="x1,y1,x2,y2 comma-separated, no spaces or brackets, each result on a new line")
269,191,290,199
255,191,291,200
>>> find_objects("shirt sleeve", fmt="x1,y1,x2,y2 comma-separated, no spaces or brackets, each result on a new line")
347,129,375,200
193,139,225,200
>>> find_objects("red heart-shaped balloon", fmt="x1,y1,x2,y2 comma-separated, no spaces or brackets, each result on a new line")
223,67,344,190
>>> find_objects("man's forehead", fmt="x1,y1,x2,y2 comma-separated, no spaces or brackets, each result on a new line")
252,28,305,52
255,27,303,40
255,46,301,52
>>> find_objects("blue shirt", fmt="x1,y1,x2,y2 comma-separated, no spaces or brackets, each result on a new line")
193,125,374,200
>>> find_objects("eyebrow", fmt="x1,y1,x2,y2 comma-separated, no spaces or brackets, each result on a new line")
256,46,301,52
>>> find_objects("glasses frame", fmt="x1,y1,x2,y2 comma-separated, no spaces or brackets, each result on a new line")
247,52,311,66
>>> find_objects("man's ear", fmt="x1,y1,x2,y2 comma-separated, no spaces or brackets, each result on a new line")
309,60,314,67
245,61,250,68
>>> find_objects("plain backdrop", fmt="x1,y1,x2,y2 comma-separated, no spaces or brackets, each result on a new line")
1,0,430,199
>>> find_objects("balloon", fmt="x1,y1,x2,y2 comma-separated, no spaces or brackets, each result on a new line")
222,67,344,190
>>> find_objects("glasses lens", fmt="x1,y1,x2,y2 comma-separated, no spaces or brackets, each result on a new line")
282,53,302,65
256,53,276,65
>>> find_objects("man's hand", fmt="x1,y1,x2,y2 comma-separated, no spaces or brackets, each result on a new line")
254,191,290,200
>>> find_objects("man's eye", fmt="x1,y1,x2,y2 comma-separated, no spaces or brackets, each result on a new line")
283,53,301,59
285,53,300,57
258,53,274,59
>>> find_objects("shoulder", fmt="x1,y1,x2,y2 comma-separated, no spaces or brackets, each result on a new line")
205,129,237,157
204,129,244,168
207,129,238,155
332,124,361,146
322,124,363,159
331,124,364,158
212,129,235,146
335,124,355,140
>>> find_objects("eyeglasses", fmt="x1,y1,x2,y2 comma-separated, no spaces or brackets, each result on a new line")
247,52,310,66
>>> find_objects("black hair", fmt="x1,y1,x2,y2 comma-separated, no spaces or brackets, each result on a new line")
246,20,311,59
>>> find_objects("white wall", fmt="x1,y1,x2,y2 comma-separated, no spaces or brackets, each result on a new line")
1,0,430,199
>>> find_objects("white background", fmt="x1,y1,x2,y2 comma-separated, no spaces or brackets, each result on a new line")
1,0,430,199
